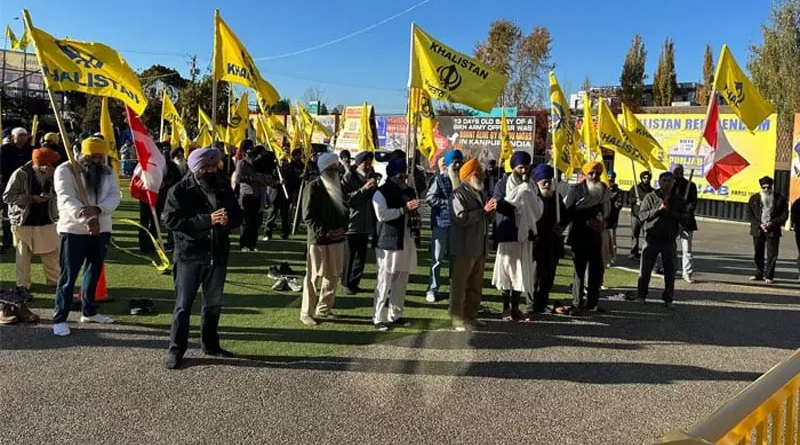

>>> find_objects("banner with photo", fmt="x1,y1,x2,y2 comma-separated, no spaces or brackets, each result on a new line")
790,114,800,205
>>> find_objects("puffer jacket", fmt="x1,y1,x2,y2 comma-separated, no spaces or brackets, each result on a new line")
2,161,58,226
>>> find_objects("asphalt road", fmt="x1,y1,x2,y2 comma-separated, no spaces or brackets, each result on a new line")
1,215,798,445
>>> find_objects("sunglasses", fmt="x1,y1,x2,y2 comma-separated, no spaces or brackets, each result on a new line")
587,170,603,177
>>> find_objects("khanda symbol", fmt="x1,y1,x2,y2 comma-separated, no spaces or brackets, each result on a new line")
724,82,745,106
420,95,433,119
57,41,104,69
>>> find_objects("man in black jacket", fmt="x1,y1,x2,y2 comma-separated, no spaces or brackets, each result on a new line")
674,165,698,283
341,151,377,295
636,172,687,309
0,127,32,251
791,197,800,279
747,176,789,284
628,170,653,260
163,147,243,370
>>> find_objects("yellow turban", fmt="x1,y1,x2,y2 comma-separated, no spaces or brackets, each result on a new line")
459,158,481,182
81,137,108,156
582,161,604,176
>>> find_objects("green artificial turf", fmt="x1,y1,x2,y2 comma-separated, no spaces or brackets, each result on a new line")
0,182,637,361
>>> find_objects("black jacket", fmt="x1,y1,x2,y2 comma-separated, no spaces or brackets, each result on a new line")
341,168,375,235
791,198,800,230
564,182,608,247
302,177,349,245
0,142,33,188
607,184,624,229
629,182,654,217
638,189,688,243
675,177,698,231
163,173,243,263
747,193,789,238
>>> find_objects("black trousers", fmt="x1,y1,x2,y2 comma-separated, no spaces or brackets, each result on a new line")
1,203,11,248
263,190,292,239
753,234,780,280
637,238,676,302
240,196,263,249
502,290,521,311
630,215,643,255
343,233,369,291
169,261,227,358
571,237,604,309
138,201,162,254
529,238,559,312
795,230,800,273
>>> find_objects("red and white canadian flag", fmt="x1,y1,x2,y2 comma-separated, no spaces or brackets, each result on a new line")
126,106,166,207
703,94,750,189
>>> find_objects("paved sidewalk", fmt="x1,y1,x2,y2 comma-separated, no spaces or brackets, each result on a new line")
1,216,798,445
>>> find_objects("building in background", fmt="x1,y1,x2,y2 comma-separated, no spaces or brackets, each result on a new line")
1,49,65,128
570,82,702,110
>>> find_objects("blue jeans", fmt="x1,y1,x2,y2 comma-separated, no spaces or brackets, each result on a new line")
53,233,111,324
427,226,450,293
168,261,228,357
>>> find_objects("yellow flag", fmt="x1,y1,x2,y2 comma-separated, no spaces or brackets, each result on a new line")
6,26,29,51
298,102,334,141
24,11,147,116
30,115,39,141
358,102,376,153
259,115,289,160
100,97,120,176
213,11,280,107
580,95,609,185
597,99,649,168
288,104,302,152
549,71,578,174
499,108,513,163
410,24,508,113
408,88,438,160
714,44,774,133
161,90,181,125
195,125,213,148
267,114,290,140
198,106,224,140
620,103,668,170
227,91,249,148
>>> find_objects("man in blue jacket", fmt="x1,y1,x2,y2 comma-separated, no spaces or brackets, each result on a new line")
424,149,462,302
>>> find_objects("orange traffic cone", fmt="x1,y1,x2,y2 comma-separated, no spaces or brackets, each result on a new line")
75,265,109,302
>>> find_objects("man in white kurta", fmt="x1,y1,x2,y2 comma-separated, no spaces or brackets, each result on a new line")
491,151,543,321
371,159,419,332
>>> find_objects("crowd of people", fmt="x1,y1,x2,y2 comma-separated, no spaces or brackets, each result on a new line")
0,125,798,370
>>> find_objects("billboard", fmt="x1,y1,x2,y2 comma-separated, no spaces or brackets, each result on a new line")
334,105,375,153
613,113,777,203
790,114,800,205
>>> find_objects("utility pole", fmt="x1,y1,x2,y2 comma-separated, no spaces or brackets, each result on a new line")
187,55,200,83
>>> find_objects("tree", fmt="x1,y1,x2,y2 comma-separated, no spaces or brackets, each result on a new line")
619,34,647,110
652,37,677,106
319,103,329,115
435,103,476,116
301,87,328,105
270,99,291,115
581,75,592,92
474,20,554,107
137,64,189,132
695,44,715,105
177,75,229,136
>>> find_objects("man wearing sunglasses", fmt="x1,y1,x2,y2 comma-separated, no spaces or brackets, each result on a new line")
746,176,788,284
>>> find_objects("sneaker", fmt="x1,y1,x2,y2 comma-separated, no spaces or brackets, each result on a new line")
262,234,271,242
278,262,295,276
166,354,182,370
391,318,411,327
203,348,235,358
749,275,763,281
501,310,514,322
0,306,18,325
267,266,282,280
425,292,436,303
521,312,534,322
683,275,695,284
251,247,259,253
241,247,251,252
53,322,70,336
13,304,39,323
765,279,775,285
286,278,302,292
453,326,467,332
343,287,357,295
375,323,390,332
664,302,675,310
79,314,115,324
600,285,609,291
315,312,337,320
271,277,288,291
300,314,317,326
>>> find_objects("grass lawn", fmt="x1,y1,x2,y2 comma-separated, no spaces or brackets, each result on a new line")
0,182,637,361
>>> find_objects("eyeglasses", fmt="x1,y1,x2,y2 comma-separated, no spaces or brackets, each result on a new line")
761,185,772,190
587,170,603,177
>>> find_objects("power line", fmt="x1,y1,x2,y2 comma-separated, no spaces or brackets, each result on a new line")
253,0,433,61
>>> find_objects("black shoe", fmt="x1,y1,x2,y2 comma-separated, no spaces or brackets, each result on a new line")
624,293,637,301
343,287,357,295
267,266,282,280
203,348,235,358
391,318,411,327
166,354,182,370
281,234,290,240
278,262,295,276
588,306,607,314
375,323,390,332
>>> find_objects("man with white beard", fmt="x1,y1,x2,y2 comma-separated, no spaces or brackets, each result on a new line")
747,176,788,284
526,164,566,317
562,162,610,315
300,152,349,325
449,159,496,331
424,149,463,302
371,158,419,331
492,151,543,321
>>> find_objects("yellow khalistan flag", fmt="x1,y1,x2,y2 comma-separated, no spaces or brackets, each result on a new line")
297,102,334,142
409,24,508,113
259,115,289,160
499,108,513,164
620,103,668,170
195,125,213,148
288,104,302,153
100,97,120,176
213,11,280,108
226,91,249,148
580,94,608,185
161,90,181,125
597,99,649,168
267,114,289,140
549,71,578,174
23,10,147,116
715,44,774,133
358,102,376,153
6,25,29,51
408,87,438,160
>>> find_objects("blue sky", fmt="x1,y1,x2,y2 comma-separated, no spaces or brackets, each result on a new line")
1,0,771,114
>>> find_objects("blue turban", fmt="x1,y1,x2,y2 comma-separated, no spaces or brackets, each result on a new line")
659,171,675,181
188,147,222,173
354,151,374,166
386,158,407,178
443,150,463,167
533,164,554,182
510,151,531,168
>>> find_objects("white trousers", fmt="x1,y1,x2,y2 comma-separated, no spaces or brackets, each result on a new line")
373,271,409,324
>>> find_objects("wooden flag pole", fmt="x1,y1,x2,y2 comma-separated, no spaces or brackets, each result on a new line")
685,92,716,200
211,10,219,142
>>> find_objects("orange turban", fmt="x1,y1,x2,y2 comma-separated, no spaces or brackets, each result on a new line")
32,148,61,167
459,159,480,182
582,161,604,175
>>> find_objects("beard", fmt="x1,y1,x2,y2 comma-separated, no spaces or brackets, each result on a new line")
586,179,604,200
538,184,554,198
34,170,53,191
321,171,346,214
83,162,106,197
468,176,484,191
195,171,220,194
448,165,461,188
761,191,774,208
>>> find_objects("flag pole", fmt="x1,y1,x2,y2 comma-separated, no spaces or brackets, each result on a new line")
21,9,88,205
159,91,166,142
406,23,415,180
211,10,219,142
685,91,716,199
